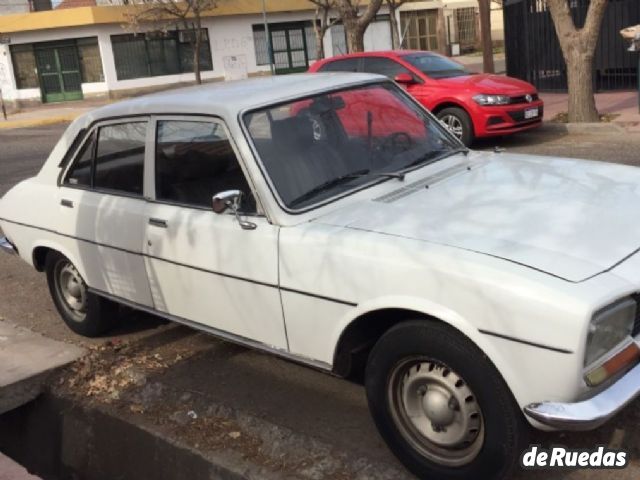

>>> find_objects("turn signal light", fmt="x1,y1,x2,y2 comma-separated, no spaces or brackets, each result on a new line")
585,342,640,387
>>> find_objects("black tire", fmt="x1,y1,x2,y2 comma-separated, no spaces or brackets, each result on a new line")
437,107,474,147
365,320,528,480
45,251,118,337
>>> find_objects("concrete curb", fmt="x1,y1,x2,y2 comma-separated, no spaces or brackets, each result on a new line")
0,321,85,415
0,113,79,130
0,390,413,480
542,121,627,134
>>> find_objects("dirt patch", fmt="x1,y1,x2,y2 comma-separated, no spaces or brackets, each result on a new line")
49,325,372,480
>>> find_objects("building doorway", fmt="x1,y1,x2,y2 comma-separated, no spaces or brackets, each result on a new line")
400,9,440,52
270,23,309,74
34,43,83,103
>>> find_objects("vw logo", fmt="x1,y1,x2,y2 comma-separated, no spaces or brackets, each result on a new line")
525,94,533,103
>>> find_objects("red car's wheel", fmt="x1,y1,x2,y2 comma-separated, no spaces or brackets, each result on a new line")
437,107,474,147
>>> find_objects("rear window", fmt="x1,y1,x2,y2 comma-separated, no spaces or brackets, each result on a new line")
402,53,470,79
362,57,411,79
318,58,360,72
94,122,146,195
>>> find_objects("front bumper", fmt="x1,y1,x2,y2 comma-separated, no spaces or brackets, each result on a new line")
472,100,544,137
0,236,17,255
524,361,640,431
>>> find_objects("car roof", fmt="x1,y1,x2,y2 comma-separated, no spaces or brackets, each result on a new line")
80,72,387,124
318,50,438,62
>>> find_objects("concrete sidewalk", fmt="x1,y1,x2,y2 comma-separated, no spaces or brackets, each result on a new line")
0,453,39,480
0,98,112,130
541,90,640,133
455,51,506,74
0,320,84,414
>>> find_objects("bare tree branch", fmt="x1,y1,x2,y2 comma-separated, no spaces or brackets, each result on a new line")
335,0,383,52
119,0,218,85
310,0,338,59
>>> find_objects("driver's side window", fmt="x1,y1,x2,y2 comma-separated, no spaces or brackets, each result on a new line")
155,120,256,213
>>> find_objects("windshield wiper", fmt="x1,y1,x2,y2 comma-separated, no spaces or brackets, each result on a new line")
288,170,405,208
288,169,369,207
402,148,468,171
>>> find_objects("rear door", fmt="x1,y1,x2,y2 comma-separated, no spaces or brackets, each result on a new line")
59,119,154,306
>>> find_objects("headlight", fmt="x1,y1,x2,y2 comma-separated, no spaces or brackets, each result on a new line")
585,299,636,367
472,94,511,106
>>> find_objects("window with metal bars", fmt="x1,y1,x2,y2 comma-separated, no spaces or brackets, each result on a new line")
10,37,103,90
111,29,213,81
251,22,317,67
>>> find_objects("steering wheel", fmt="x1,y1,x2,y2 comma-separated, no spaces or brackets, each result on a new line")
382,132,414,153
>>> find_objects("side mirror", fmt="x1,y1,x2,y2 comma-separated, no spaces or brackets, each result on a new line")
212,190,257,230
394,73,415,85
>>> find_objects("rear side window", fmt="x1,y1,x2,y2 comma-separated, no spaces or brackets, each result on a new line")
155,120,256,212
362,57,411,79
93,122,146,195
65,131,95,187
64,121,147,196
318,58,360,72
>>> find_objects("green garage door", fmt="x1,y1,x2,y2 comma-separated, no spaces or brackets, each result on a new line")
35,44,83,103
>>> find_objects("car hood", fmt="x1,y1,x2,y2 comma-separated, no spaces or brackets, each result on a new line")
436,73,535,94
314,153,640,282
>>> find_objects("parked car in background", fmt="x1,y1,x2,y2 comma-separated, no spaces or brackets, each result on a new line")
309,50,544,146
2,74,640,480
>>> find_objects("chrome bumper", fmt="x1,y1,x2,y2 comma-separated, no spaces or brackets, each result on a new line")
524,362,640,431
0,236,16,255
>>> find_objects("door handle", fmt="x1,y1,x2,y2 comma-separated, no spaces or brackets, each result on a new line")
148,218,168,228
60,199,74,208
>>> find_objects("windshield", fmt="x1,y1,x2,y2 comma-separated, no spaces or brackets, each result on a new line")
403,53,470,79
243,82,462,210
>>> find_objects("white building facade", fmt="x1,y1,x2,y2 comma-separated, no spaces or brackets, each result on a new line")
0,0,502,109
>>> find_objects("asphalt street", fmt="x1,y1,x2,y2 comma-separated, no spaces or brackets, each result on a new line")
3,123,640,479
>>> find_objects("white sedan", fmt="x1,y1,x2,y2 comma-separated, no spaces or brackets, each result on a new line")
2,73,640,479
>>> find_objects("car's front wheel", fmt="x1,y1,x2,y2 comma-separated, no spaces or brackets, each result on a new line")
365,320,527,480
437,107,474,147
45,251,118,337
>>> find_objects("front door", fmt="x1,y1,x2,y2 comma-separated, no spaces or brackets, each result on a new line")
35,44,83,103
143,117,288,349
270,25,309,74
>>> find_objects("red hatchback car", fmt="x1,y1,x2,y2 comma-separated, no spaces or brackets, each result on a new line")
309,50,543,146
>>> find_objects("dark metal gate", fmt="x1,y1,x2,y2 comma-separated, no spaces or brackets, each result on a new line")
34,42,83,103
504,0,640,92
270,23,309,75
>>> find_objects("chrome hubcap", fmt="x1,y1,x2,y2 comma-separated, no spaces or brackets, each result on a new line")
389,358,484,467
440,115,464,139
57,262,87,319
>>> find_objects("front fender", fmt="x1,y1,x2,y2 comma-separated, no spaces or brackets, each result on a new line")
331,295,560,413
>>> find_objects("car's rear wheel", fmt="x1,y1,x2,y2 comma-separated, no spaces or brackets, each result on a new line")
437,107,474,147
45,251,118,337
365,320,527,480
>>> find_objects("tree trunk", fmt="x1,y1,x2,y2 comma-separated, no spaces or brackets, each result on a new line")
337,0,383,53
313,7,327,60
344,18,365,52
315,26,327,59
547,0,607,123
566,51,598,122
193,13,203,84
477,0,494,73
389,5,400,49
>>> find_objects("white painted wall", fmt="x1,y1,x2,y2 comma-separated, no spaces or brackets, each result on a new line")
0,0,504,105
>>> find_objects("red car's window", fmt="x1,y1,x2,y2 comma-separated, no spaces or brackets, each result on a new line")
332,87,427,140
